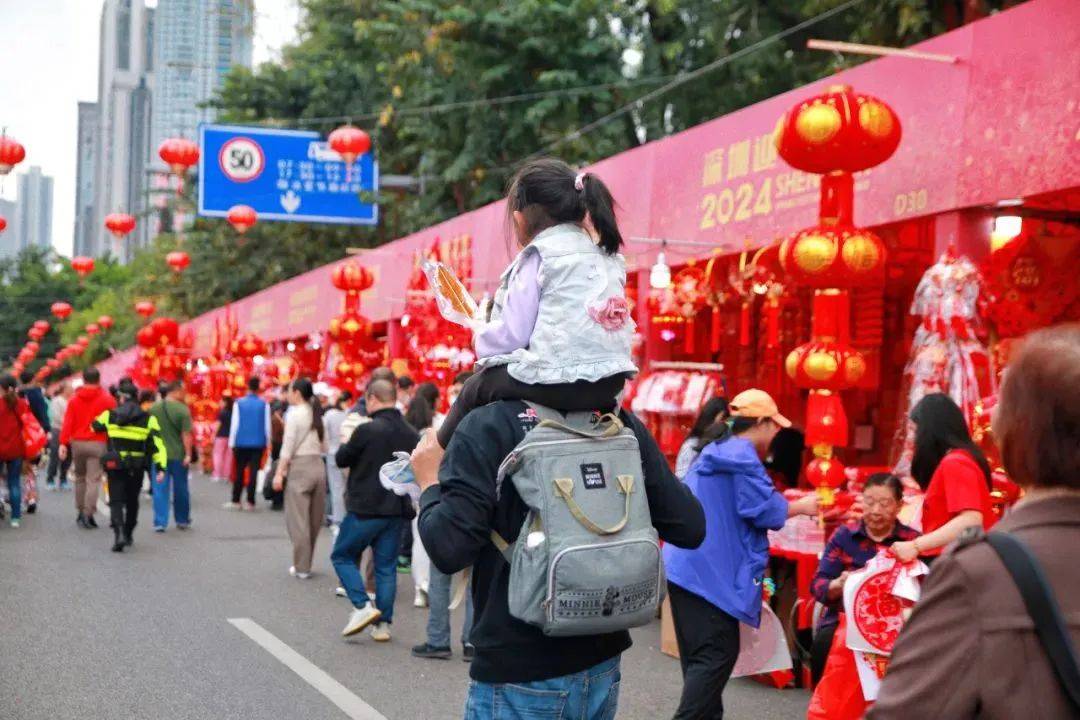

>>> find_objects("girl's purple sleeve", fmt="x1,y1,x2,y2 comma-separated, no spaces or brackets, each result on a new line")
474,251,541,359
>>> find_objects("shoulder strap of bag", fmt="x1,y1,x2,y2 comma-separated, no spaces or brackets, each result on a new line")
985,531,1080,710
522,401,623,439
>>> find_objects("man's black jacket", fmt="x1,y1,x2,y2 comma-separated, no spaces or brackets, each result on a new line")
336,407,418,518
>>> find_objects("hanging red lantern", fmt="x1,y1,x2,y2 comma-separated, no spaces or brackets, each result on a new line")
158,137,200,178
46,358,61,370
805,390,850,448
328,125,371,166
134,300,156,319
149,316,180,346
76,335,90,348
773,85,901,175
328,310,373,351
0,135,26,175
97,315,114,330
25,341,39,354
334,358,366,383
785,340,866,391
227,205,257,234
0,216,6,233
11,363,23,376
229,332,266,359
27,326,45,341
68,343,85,357
85,323,100,336
51,301,72,321
779,224,886,288
136,324,157,348
331,261,375,293
33,320,50,332
104,212,137,240
166,250,191,273
806,454,847,506
17,349,34,364
71,256,95,279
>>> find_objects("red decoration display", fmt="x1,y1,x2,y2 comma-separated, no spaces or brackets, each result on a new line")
104,212,137,240
0,135,26,175
166,251,191,274
227,205,257,235
51,301,72,321
328,125,371,166
229,332,266,359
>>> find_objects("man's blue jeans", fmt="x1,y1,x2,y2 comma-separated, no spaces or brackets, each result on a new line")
2,459,23,520
152,460,190,528
464,656,621,720
427,564,473,649
331,513,401,622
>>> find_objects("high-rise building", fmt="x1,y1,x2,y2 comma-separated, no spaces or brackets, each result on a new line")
14,166,53,253
74,101,99,258
0,198,18,260
94,0,155,263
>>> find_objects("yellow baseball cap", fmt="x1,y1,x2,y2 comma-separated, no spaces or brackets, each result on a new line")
728,389,792,428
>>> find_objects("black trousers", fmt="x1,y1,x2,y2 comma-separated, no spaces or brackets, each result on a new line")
232,447,263,504
46,431,71,484
810,621,838,687
437,365,629,448
669,582,741,720
108,467,143,534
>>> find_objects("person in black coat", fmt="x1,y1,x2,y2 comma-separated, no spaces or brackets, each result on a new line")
332,379,419,642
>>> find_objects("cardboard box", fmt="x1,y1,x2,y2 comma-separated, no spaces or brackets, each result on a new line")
660,595,679,659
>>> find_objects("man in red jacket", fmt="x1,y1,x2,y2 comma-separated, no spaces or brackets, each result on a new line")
59,368,116,528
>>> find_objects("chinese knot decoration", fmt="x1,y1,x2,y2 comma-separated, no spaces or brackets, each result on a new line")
775,85,901,508
328,260,380,388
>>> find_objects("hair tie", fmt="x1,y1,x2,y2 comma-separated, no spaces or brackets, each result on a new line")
574,172,586,192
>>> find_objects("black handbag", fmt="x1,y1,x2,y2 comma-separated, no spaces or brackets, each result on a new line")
986,531,1080,711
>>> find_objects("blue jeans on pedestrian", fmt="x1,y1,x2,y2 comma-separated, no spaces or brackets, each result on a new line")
464,656,621,720
427,564,473,649
331,513,402,622
153,460,190,528
2,459,23,520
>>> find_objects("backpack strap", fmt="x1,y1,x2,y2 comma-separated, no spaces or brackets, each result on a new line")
523,401,624,439
985,531,1080,710
553,474,635,536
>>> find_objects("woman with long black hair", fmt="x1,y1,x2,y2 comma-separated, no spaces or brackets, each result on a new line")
891,392,995,562
675,396,729,479
273,378,327,579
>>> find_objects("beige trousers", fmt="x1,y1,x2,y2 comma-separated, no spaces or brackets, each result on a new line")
284,455,327,575
71,441,106,516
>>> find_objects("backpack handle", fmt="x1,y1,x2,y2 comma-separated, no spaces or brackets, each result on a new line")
538,412,624,440
553,474,635,536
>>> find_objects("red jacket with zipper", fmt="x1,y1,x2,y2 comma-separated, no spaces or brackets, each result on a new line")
0,397,30,461
60,385,116,445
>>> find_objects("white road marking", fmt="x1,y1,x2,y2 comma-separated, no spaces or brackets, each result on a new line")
227,618,388,720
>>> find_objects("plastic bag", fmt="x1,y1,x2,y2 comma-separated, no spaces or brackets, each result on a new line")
807,617,872,720
421,260,480,329
379,451,421,504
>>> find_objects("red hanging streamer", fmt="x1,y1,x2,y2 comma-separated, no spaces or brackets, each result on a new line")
739,301,752,347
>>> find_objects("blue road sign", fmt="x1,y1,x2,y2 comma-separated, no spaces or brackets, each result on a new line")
197,123,378,226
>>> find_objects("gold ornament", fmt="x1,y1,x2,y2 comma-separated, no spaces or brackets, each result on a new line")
793,233,838,274
795,103,841,145
843,353,867,383
785,349,800,379
859,101,895,139
804,351,839,381
772,114,787,151
841,233,883,273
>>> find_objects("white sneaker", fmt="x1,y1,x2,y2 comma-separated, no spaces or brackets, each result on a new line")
335,586,348,598
10,519,20,528
222,501,241,510
370,622,391,642
342,605,382,637
288,566,311,580
243,503,257,512
414,589,429,608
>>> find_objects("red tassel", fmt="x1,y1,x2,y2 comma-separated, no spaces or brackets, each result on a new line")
684,317,695,354
739,301,751,347
765,299,780,348
710,306,722,353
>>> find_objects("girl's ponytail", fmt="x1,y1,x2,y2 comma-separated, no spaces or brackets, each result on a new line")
580,173,623,256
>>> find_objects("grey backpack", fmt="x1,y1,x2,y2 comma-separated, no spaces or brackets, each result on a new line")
493,403,665,637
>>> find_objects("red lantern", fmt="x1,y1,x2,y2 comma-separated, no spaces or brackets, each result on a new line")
76,335,90,347
0,216,6,233
17,349,33,364
104,212,137,240
334,358,366,383
33,320,50,332
98,315,114,330
46,358,61,370
328,125,371,166
785,341,866,392
229,332,266,359
227,205,257,234
774,85,901,175
85,323,100,336
805,390,850,448
71,256,95,279
328,311,373,350
134,300,156,319
331,261,375,293
166,250,191,273
149,317,180,346
11,363,23,375
68,343,84,357
136,325,156,348
28,326,45,341
0,135,26,175
779,224,886,289
51,301,72,321
158,137,200,178
26,341,39,354
806,454,847,506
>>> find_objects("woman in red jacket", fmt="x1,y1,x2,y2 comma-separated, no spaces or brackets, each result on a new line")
0,374,30,528
892,393,995,562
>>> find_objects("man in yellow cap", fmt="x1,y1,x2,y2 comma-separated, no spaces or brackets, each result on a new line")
664,388,820,718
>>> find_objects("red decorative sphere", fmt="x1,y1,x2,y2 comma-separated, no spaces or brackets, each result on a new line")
328,126,371,165
806,455,847,491
229,332,266,359
779,224,886,289
71,256,95,278
0,135,26,175
149,317,180,346
166,250,191,273
158,137,200,176
785,340,866,392
227,205,257,234
136,325,157,348
774,85,901,175
51,301,73,320
134,300,156,318
331,261,374,293
328,310,373,350
104,212,137,239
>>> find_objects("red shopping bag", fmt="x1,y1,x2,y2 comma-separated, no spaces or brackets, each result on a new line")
806,617,871,720
19,404,47,460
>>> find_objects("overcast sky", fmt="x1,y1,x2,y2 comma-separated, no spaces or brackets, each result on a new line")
0,0,301,257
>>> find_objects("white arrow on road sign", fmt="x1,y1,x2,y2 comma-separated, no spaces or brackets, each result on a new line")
280,190,301,213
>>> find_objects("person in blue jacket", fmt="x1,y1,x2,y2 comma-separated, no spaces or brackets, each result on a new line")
664,388,819,719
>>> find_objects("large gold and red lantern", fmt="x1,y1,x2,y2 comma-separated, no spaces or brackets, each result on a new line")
166,250,191,274
134,300,156,319
0,135,26,175
332,261,375,294
51,301,72,321
779,224,886,288
328,125,371,166
328,310,373,350
227,205,257,235
785,340,866,391
158,137,200,178
97,315,114,330
71,256,95,280
773,85,901,175
333,358,367,383
229,332,266,359
105,212,137,240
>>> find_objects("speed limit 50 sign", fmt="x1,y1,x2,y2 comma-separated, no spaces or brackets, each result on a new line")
197,123,378,226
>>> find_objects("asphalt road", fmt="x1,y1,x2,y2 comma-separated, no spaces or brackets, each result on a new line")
0,472,810,719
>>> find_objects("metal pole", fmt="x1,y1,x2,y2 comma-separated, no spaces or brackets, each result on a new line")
806,39,960,64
